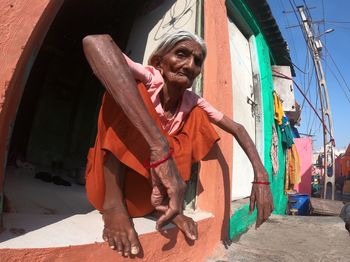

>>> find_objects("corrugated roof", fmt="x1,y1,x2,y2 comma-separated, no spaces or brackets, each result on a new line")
245,0,295,76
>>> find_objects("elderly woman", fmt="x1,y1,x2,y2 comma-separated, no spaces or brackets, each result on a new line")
83,31,273,257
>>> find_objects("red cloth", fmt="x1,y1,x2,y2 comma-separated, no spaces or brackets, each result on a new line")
85,83,220,217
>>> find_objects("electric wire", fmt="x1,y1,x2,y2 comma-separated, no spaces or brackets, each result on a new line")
278,0,301,69
272,69,333,139
326,24,350,31
288,0,314,134
323,44,350,94
301,58,314,111
325,20,350,24
301,0,316,136
309,87,319,136
320,57,350,105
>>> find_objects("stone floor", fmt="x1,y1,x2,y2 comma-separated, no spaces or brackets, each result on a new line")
207,215,350,262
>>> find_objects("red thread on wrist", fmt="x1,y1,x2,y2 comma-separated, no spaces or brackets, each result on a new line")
144,149,174,169
252,181,270,185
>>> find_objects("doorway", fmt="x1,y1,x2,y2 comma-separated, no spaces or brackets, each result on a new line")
2,0,145,246
228,17,262,200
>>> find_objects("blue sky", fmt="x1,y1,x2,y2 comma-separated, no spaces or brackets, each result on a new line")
267,0,350,151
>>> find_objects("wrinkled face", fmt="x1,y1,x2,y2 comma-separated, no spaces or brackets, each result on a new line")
156,40,204,89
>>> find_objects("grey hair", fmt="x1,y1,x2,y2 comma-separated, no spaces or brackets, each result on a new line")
148,31,207,66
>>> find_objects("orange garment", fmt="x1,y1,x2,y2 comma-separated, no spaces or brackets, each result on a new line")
285,144,301,192
273,91,284,125
85,82,220,217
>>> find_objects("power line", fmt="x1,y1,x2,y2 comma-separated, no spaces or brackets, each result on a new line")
321,57,350,105
326,24,350,31
296,5,336,199
278,0,301,69
323,44,350,94
326,20,350,24
321,0,326,60
309,87,319,136
272,69,333,138
287,0,316,137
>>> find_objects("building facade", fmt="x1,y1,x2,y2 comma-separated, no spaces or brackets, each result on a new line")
0,0,292,260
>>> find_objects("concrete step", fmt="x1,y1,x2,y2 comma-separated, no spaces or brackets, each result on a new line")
0,210,213,249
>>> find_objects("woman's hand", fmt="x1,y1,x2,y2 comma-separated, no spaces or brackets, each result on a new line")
216,115,274,228
149,149,186,230
249,169,274,229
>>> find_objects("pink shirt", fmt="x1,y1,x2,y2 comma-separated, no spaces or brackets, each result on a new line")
124,55,224,134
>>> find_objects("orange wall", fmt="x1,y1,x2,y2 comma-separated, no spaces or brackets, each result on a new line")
0,0,233,260
197,0,233,238
341,156,350,177
0,0,64,188
335,156,342,177
0,219,221,262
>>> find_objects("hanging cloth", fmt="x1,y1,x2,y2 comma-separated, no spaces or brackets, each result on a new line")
273,91,284,125
281,116,294,149
285,144,301,193
271,125,279,175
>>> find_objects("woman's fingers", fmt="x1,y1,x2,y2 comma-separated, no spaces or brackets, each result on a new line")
150,157,186,228
251,184,274,229
256,203,264,229
249,192,256,214
156,208,178,229
191,221,198,240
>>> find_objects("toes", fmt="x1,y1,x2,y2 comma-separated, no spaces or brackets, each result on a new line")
120,234,131,257
107,236,116,250
115,239,123,255
129,231,141,255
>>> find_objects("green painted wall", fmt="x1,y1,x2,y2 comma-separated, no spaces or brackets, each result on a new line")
227,0,287,239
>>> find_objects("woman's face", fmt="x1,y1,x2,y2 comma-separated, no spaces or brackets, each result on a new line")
157,39,204,90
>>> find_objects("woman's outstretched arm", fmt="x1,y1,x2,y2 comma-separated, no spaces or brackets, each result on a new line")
215,115,274,228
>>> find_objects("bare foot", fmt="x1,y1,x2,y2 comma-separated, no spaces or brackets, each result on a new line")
102,209,141,257
173,214,198,241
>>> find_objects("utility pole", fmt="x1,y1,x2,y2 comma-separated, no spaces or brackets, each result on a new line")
297,5,335,200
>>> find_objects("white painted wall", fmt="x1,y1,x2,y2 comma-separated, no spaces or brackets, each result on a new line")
126,0,198,64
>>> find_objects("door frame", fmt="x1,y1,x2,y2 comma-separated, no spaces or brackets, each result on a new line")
227,2,264,200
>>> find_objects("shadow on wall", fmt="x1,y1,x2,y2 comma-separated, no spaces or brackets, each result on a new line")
202,143,231,242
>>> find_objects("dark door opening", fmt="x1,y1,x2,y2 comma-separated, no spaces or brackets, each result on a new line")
2,0,145,243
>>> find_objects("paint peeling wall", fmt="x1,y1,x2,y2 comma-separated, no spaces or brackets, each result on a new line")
228,0,287,239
